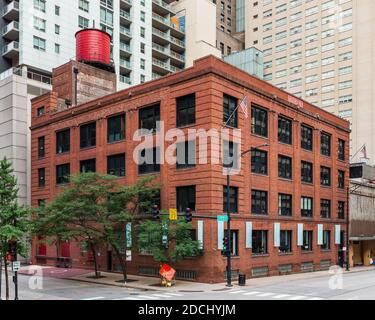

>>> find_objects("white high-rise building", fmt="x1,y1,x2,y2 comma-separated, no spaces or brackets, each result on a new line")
242,0,375,162
0,0,221,204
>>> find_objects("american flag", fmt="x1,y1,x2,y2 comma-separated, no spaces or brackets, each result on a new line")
239,95,248,118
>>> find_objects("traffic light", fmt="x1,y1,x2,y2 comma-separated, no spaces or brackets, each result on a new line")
152,204,160,219
185,207,192,223
8,241,17,262
221,236,230,257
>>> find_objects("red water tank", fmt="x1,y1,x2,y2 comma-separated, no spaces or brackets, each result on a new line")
75,29,111,66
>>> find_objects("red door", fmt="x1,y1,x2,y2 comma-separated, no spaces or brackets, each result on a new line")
38,236,47,256
60,241,70,258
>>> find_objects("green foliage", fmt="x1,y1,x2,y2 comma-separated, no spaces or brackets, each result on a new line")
0,157,31,258
137,217,200,264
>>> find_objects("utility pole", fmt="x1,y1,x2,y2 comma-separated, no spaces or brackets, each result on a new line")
225,171,232,287
346,186,350,271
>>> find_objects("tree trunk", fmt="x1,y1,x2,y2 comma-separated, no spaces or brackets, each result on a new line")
113,246,127,283
3,255,9,300
90,243,100,278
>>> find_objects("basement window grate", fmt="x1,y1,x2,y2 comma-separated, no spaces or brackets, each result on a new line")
251,266,269,278
224,269,240,281
278,264,293,274
320,259,331,270
301,261,314,272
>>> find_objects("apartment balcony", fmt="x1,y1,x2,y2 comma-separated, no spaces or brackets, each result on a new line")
2,1,19,21
152,72,163,80
152,42,169,60
119,59,132,73
2,41,19,59
169,50,185,65
2,21,19,41
152,12,172,32
119,42,132,58
152,0,174,16
152,27,170,46
120,10,132,25
119,25,132,41
169,64,183,73
120,0,132,10
152,58,170,75
119,74,131,85
170,35,185,52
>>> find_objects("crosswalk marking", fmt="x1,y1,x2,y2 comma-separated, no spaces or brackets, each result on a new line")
256,292,275,297
243,291,261,296
114,297,141,300
137,295,160,300
167,293,184,296
273,294,291,299
288,295,307,300
230,290,246,294
307,297,324,300
82,296,105,300
152,294,173,298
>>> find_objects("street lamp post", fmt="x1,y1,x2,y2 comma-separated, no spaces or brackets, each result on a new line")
225,143,269,287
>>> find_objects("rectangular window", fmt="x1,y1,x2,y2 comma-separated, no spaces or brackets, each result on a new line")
338,139,345,161
56,164,70,185
33,36,46,51
34,16,46,32
321,132,331,156
320,199,331,218
322,230,331,250
107,154,125,177
278,155,292,179
278,194,292,216
38,136,45,158
252,230,268,255
338,201,345,219
176,94,195,127
139,104,160,132
80,122,96,149
280,230,292,253
301,161,313,183
176,186,196,212
34,0,46,12
338,170,345,189
79,16,89,29
56,129,70,154
37,106,45,116
301,125,313,151
38,168,45,187
79,0,89,12
251,104,268,137
251,149,267,175
251,190,268,215
223,141,239,169
176,140,196,169
223,94,238,128
107,114,125,143
278,116,292,144
301,197,313,217
321,166,331,186
302,230,313,251
80,159,96,173
223,186,238,213
138,147,160,174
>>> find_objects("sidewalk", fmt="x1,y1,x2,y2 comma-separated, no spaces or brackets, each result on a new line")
18,265,375,293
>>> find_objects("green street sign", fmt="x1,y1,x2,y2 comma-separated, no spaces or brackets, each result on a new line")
217,215,229,222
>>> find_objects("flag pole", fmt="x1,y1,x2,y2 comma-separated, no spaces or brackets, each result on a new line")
222,95,247,128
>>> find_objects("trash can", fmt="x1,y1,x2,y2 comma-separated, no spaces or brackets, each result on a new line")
238,273,246,286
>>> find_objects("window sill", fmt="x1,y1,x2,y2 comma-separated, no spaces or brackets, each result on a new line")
320,154,332,159
251,173,269,178
80,146,96,151
320,185,332,189
301,148,313,153
279,215,293,219
56,151,70,156
107,139,126,145
252,254,269,258
251,213,268,217
301,182,313,186
321,249,331,253
278,178,293,182
251,133,269,140
177,124,196,130
278,141,293,147
138,172,160,177
176,166,196,171
301,251,314,254
278,252,293,256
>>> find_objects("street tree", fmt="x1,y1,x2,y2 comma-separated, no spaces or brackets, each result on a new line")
136,216,201,267
0,157,31,300
34,173,160,282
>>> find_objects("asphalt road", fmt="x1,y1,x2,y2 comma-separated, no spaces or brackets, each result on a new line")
1,269,375,300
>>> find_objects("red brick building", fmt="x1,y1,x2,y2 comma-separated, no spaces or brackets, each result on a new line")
30,55,350,283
